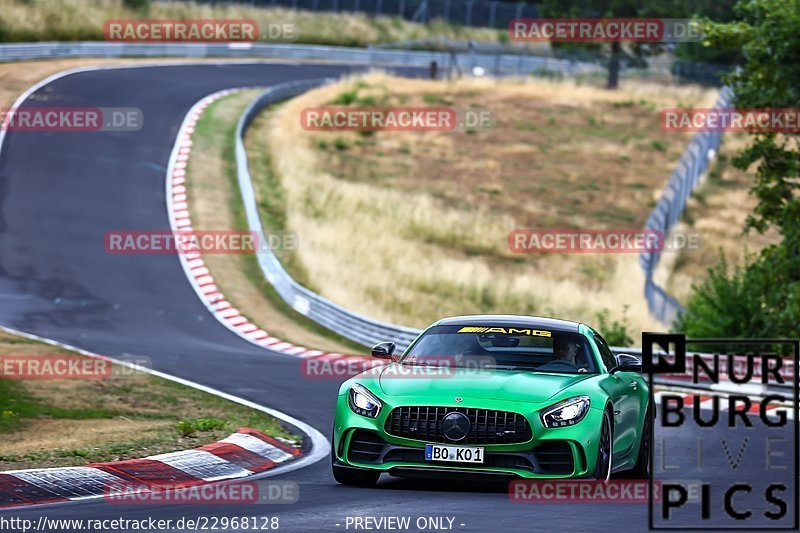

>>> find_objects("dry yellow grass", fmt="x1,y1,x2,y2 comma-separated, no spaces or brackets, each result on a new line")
1,419,173,458
0,0,502,47
247,73,723,335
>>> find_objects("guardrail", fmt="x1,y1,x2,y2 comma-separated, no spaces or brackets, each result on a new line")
235,79,422,350
639,87,734,324
0,41,411,62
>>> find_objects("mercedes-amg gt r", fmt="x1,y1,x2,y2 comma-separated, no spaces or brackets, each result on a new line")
332,315,651,486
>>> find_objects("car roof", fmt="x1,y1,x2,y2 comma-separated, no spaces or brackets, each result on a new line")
435,314,583,333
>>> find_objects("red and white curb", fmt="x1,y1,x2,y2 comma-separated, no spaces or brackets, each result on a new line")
166,90,378,371
0,428,300,508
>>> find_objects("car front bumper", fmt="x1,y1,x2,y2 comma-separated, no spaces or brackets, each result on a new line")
333,394,606,479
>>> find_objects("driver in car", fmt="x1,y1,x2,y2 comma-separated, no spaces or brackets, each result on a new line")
555,339,578,365
539,338,587,373
405,332,477,368
447,334,480,368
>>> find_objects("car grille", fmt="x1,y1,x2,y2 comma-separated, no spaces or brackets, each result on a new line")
532,441,574,475
346,430,573,475
384,406,533,444
347,430,386,463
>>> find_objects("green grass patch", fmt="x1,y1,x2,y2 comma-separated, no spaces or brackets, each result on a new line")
0,333,299,470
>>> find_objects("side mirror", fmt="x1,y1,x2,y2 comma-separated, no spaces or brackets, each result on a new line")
610,353,642,373
371,341,396,360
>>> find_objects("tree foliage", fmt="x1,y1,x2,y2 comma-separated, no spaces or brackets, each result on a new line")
676,0,800,340
537,0,736,88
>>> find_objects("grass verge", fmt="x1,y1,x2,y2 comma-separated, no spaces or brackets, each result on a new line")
185,90,364,353
0,0,504,47
0,329,298,471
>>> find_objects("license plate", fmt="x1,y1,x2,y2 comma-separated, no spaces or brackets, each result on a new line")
425,443,484,463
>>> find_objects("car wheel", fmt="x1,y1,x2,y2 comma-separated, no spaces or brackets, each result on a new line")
629,404,652,479
332,462,380,487
592,409,613,483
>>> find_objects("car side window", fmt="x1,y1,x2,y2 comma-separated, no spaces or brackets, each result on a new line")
593,334,617,371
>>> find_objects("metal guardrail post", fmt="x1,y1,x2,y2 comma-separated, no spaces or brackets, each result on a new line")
488,1,497,28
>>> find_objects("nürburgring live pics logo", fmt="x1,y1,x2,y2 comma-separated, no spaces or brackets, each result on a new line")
643,332,798,530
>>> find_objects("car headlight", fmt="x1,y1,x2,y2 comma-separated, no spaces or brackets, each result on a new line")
541,396,590,428
348,383,382,418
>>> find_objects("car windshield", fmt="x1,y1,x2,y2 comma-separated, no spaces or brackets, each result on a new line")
401,325,597,374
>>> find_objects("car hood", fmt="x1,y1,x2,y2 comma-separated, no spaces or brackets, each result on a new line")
376,365,593,404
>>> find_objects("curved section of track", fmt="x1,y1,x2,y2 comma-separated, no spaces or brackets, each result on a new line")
0,63,791,531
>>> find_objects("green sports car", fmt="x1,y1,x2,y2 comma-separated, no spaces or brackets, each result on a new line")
331,315,652,486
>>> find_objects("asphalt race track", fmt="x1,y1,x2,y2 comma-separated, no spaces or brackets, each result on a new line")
0,63,795,532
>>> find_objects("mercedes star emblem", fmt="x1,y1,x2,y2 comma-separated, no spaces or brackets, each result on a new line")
441,412,470,442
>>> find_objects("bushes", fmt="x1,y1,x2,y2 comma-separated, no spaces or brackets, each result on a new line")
678,0,800,343
674,253,765,338
594,305,633,347
676,245,800,344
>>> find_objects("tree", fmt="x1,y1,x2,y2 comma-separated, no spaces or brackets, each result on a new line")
676,0,800,339
538,0,697,89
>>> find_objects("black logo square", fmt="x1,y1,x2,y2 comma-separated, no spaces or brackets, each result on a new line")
642,332,686,374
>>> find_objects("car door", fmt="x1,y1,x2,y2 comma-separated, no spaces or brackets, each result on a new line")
593,333,642,461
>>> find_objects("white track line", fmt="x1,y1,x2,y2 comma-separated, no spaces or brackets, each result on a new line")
0,326,328,510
